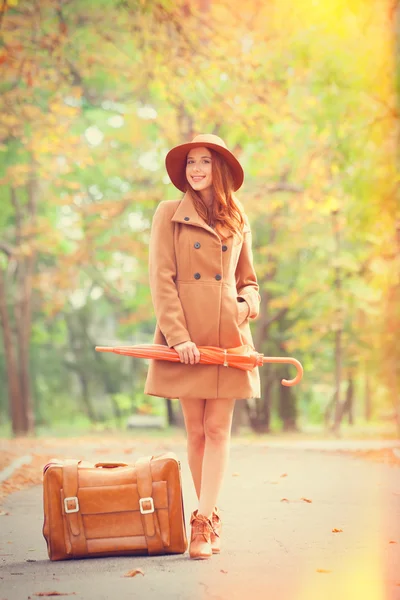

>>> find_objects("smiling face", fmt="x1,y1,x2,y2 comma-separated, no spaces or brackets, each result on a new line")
185,146,213,193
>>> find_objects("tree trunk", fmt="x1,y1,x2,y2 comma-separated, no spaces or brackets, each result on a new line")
64,314,97,422
331,209,344,434
77,369,97,422
246,367,273,433
0,180,37,436
278,365,298,431
0,266,25,434
166,399,176,426
347,375,354,425
12,180,38,433
333,372,355,429
364,370,372,421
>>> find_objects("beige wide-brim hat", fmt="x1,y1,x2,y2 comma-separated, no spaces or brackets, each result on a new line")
165,133,244,192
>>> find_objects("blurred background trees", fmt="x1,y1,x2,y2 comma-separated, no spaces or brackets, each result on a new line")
0,0,398,437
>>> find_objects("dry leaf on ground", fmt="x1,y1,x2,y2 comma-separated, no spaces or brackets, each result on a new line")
0,453,55,506
316,569,332,574
124,568,144,577
33,592,76,597
332,528,343,533
280,498,290,502
301,497,312,503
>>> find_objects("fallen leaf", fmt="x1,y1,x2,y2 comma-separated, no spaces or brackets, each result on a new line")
301,497,312,503
220,569,228,574
280,473,288,478
280,498,290,502
316,569,331,574
332,528,343,533
34,593,76,597
124,568,144,578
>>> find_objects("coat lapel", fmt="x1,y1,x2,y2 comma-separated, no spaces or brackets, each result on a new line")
171,191,248,239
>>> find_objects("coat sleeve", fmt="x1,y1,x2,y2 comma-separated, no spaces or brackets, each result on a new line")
235,227,261,320
148,201,191,348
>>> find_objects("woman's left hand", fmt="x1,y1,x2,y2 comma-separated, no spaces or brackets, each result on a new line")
237,299,250,325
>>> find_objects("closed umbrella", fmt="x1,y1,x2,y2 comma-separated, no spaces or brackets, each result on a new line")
95,343,303,387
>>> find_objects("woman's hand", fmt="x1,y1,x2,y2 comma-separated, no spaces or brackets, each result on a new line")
172,340,201,365
237,299,250,325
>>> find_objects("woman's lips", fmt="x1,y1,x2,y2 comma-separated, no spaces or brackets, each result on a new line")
192,176,205,181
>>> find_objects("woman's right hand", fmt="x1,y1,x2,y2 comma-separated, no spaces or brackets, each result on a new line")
173,340,201,365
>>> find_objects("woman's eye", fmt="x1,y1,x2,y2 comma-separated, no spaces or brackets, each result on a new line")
187,159,210,164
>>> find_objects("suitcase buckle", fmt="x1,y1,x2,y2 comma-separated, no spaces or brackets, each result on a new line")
139,497,154,514
64,496,80,513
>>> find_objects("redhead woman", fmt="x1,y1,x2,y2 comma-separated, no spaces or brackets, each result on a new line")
144,133,261,559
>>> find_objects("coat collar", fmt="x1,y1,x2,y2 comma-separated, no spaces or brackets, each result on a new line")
171,191,249,239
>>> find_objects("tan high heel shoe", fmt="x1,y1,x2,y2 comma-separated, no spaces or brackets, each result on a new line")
210,506,222,554
189,510,214,559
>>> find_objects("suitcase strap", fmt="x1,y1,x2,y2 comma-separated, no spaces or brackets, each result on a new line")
62,459,88,555
135,455,164,555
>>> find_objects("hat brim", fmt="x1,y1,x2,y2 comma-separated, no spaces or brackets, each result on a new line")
165,141,244,193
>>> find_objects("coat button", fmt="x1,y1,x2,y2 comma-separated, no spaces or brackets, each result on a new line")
184,216,190,221
215,274,222,281
222,245,228,252
194,242,201,249
194,272,201,280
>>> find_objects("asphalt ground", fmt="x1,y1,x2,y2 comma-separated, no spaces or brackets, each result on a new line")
0,438,399,600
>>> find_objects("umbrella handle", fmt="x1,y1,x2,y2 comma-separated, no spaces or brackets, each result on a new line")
262,357,303,386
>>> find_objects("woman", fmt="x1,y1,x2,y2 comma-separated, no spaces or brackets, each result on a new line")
144,133,261,559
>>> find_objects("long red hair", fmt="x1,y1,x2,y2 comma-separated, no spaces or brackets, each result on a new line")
184,149,246,243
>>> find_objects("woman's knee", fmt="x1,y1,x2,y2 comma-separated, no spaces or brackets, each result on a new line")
187,425,206,446
203,418,231,443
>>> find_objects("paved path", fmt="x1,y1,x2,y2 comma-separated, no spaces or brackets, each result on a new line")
0,440,399,600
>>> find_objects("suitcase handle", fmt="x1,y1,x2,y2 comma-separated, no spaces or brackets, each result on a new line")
94,462,129,468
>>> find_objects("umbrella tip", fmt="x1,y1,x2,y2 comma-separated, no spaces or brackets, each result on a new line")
95,346,113,353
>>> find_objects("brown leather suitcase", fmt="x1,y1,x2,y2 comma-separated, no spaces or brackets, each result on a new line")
42,452,187,560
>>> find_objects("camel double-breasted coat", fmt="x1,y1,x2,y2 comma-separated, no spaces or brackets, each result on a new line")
143,191,261,400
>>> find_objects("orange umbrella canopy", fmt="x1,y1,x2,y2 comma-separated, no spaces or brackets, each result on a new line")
95,344,303,387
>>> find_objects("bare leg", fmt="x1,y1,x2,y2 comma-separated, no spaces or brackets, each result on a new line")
197,398,236,519
179,397,206,500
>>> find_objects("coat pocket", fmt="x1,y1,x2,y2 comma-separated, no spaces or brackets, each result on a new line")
236,300,249,326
